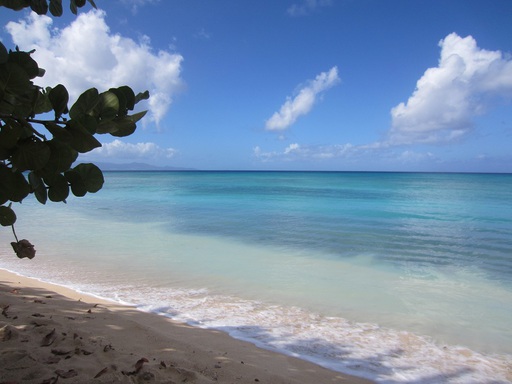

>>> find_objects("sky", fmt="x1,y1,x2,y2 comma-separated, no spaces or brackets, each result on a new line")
1,0,511,172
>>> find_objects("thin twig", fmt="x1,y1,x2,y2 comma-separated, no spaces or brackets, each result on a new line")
11,225,19,243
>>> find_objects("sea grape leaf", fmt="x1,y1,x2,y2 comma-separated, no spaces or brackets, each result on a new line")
0,165,30,203
8,51,39,79
32,88,53,115
47,174,69,202
45,121,73,143
110,86,136,113
135,90,150,104
30,0,49,15
11,141,51,171
43,139,78,173
0,205,16,226
110,118,136,137
96,91,119,122
0,62,32,95
49,0,63,16
0,1,31,12
28,171,47,204
66,118,101,153
49,84,69,119
129,110,147,124
65,163,103,197
73,163,103,193
0,42,8,64
69,87,99,119
0,119,24,150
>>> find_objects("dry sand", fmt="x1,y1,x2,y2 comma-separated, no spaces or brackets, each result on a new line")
0,268,373,383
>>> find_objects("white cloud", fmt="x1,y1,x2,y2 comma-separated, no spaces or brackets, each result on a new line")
265,66,340,131
287,0,333,17
390,33,512,145
88,139,176,160
5,10,184,125
284,143,300,154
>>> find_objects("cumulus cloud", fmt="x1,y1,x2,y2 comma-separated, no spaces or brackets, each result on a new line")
287,0,333,17
265,66,340,131
87,139,176,160
5,10,184,125
390,33,512,145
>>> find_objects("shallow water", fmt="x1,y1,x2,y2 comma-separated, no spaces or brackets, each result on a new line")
1,171,511,383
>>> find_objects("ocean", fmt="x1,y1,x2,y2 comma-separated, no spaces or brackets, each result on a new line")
1,171,511,383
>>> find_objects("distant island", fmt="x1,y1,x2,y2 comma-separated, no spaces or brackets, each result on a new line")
94,162,195,171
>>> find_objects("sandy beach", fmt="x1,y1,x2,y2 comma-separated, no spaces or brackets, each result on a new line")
0,268,372,383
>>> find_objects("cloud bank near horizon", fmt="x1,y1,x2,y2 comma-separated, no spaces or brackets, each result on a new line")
5,9,184,126
84,139,177,162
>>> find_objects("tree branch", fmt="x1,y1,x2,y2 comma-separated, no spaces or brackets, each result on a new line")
0,114,66,141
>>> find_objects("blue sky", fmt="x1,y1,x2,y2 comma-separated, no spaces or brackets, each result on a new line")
1,0,511,172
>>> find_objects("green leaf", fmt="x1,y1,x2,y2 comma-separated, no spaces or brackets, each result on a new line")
110,86,136,114
33,88,53,115
0,42,8,64
43,139,78,173
28,171,47,204
70,0,77,14
97,91,119,122
12,141,51,171
0,0,31,11
30,0,48,14
0,165,30,203
49,84,69,119
45,121,73,143
98,111,146,137
135,90,150,104
47,173,69,202
64,167,85,196
66,118,101,153
129,110,147,124
0,62,32,96
65,163,103,197
0,205,16,226
69,87,99,119
49,0,62,16
0,148,13,161
8,51,40,79
110,118,136,137
74,163,103,193
0,119,24,150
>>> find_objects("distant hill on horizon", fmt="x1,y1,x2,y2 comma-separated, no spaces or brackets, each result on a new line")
93,162,195,171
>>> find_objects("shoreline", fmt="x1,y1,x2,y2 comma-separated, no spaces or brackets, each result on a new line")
0,267,373,383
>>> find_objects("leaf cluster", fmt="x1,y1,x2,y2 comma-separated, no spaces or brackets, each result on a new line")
0,42,149,258
0,0,97,16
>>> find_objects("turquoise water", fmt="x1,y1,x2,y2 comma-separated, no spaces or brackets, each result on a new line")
1,171,511,383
